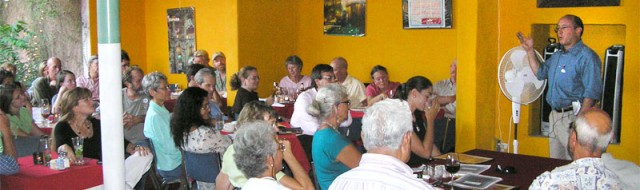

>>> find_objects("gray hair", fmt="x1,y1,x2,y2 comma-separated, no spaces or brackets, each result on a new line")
362,99,413,150
194,68,215,85
307,83,347,119
142,71,167,96
574,111,613,152
233,121,277,178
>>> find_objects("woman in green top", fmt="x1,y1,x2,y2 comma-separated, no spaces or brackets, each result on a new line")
0,84,44,137
0,85,21,175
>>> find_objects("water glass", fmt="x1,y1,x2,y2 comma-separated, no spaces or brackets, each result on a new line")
71,137,85,165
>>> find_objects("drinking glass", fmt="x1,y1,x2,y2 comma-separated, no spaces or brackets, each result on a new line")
445,153,461,188
72,137,85,165
40,104,51,126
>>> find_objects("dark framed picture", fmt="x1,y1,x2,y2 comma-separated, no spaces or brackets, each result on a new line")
537,0,620,8
324,0,366,36
167,7,196,74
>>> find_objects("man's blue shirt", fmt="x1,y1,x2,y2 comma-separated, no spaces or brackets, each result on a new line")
536,40,603,109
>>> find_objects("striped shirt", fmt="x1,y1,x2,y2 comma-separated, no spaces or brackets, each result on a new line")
329,153,434,190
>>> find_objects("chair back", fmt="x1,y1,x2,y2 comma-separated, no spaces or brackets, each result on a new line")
183,151,221,183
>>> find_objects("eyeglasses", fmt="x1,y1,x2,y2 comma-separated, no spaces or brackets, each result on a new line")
340,100,351,107
554,25,575,33
322,75,336,81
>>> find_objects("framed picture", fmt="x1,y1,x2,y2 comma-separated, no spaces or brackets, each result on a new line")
403,0,452,29
167,7,196,74
537,0,620,8
324,0,366,36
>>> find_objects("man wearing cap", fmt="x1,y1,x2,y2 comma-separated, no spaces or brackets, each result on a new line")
193,50,210,66
330,57,367,108
212,51,227,98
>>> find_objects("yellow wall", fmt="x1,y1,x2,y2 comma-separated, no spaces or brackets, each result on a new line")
295,0,456,86
494,1,640,164
234,0,298,99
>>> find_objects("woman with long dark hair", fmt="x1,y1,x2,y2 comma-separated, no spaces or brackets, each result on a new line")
171,87,231,189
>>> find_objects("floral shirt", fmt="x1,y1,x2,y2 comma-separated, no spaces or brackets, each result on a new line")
530,157,623,190
182,126,231,154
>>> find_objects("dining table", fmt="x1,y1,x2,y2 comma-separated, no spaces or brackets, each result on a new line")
1,154,103,190
426,149,571,189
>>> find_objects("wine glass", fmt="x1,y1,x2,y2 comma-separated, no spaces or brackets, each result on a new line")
445,153,461,189
40,100,51,126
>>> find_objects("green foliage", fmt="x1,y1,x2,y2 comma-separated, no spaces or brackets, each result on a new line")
0,21,40,85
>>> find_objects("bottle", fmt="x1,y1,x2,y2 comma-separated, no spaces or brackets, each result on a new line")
56,151,68,170
41,137,52,167
273,82,282,103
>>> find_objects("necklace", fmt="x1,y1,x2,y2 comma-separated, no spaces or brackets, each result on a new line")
71,119,92,138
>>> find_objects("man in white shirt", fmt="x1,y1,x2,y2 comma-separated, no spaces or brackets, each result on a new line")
291,64,351,162
530,108,622,189
433,59,457,153
330,99,434,190
330,57,367,108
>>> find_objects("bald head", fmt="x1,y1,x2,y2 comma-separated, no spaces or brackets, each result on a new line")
572,108,612,156
331,57,348,82
46,57,62,81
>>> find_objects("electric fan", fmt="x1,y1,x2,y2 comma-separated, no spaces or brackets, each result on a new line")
497,46,546,154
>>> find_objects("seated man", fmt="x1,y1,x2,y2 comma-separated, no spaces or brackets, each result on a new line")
290,64,351,162
433,59,456,153
530,108,622,189
76,56,100,101
193,68,226,120
330,99,434,190
330,57,367,108
185,64,206,88
122,66,148,144
30,57,61,101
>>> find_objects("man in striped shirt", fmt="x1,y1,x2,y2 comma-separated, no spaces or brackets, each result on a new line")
329,99,434,190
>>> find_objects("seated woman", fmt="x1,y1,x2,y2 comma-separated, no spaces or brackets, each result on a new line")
231,66,273,118
54,88,152,189
216,101,313,190
0,70,14,85
278,55,311,90
398,76,442,166
309,83,362,190
171,87,232,189
365,65,401,106
0,86,19,175
142,72,183,181
0,84,44,137
52,70,76,114
234,121,311,190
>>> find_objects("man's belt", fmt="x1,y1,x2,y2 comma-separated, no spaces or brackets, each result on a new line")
554,106,573,112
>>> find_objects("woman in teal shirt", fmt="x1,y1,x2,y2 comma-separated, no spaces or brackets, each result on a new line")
308,84,361,190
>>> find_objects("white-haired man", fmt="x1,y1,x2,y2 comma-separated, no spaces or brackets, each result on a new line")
329,99,434,190
194,68,226,120
530,108,622,189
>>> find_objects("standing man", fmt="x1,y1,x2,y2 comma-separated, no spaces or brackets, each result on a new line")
30,57,61,102
122,66,148,144
330,57,367,108
530,108,622,189
518,14,602,159
330,99,434,190
433,59,457,153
